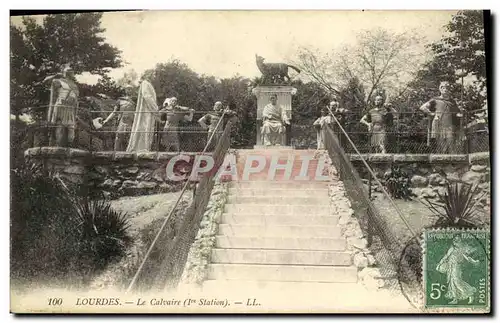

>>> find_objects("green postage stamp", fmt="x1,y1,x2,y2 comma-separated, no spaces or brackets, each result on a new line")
423,229,490,310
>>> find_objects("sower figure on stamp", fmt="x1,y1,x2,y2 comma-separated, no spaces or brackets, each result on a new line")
261,93,290,146
360,94,387,154
419,81,464,154
160,97,194,152
198,101,237,150
436,235,480,305
45,64,79,147
313,106,333,150
100,84,136,151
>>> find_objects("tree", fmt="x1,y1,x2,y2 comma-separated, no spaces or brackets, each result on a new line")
116,69,139,88
296,28,424,104
10,13,123,119
394,10,487,119
142,60,203,109
430,10,487,95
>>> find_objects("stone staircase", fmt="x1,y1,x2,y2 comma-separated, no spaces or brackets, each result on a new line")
204,149,358,287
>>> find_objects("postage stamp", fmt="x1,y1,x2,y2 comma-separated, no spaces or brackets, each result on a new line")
423,229,490,310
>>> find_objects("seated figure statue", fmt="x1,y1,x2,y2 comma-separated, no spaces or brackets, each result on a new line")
261,93,290,146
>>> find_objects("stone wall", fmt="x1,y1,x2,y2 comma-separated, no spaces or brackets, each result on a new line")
24,148,206,198
350,152,491,212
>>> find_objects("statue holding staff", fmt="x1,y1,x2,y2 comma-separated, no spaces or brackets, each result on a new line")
360,94,388,154
45,64,79,146
313,106,333,150
160,97,194,152
419,81,464,154
198,101,237,149
98,84,136,151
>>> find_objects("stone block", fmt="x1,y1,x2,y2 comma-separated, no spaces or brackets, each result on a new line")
68,148,91,158
429,154,467,163
410,175,428,187
137,152,157,160
113,152,135,161
64,165,86,175
393,154,428,162
40,147,69,157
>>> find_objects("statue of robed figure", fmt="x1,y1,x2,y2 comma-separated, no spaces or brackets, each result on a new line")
126,80,160,152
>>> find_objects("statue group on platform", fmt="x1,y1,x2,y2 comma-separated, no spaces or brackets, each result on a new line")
43,61,465,155
43,65,237,152
314,81,464,154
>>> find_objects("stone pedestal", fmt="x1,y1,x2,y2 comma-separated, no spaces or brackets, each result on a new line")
252,86,297,147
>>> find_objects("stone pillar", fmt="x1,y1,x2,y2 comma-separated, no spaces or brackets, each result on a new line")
251,86,297,147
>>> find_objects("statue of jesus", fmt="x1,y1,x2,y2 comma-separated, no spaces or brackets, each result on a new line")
261,93,290,146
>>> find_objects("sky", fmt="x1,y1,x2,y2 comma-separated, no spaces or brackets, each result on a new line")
11,10,458,84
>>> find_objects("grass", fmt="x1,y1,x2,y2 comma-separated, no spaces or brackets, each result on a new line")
89,191,193,291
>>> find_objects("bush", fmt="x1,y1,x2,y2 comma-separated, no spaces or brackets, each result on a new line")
383,165,413,200
421,181,483,229
10,163,131,284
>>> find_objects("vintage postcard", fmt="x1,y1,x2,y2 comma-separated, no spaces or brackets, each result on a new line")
10,9,491,314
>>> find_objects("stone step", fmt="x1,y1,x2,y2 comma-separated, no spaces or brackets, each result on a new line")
228,188,329,197
220,214,339,226
224,204,330,216
211,249,352,266
227,196,330,205
207,264,358,283
231,181,331,190
217,224,342,238
215,236,347,251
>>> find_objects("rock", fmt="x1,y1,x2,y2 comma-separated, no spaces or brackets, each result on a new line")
349,237,368,250
471,165,487,172
94,166,109,175
428,173,446,186
418,187,436,199
338,215,350,226
137,181,157,189
64,165,86,175
125,166,139,174
461,171,483,184
411,175,428,187
122,180,139,188
359,267,383,279
353,253,369,269
436,187,447,196
446,172,460,182
99,179,114,188
478,182,490,191
362,276,386,289
367,254,377,266
113,180,122,187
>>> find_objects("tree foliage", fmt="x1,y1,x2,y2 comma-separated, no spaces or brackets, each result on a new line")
10,13,123,117
393,10,487,120
295,28,424,103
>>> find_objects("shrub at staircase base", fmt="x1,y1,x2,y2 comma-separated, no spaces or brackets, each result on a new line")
11,164,131,287
180,182,229,285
